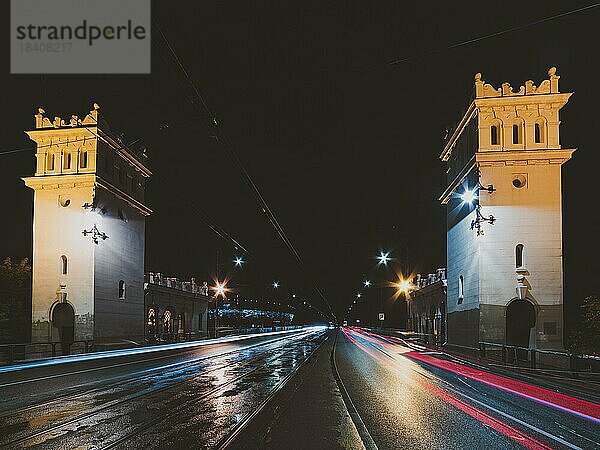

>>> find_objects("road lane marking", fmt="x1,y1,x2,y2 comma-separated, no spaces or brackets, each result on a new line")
415,376,555,450
415,370,583,450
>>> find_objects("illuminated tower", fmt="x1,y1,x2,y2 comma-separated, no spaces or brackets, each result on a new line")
439,68,573,350
23,104,152,343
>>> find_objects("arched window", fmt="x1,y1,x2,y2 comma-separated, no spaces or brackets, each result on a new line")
47,153,55,171
534,123,541,144
147,308,156,334
490,125,498,145
512,124,520,144
65,153,72,169
81,150,88,168
164,310,172,333
60,255,68,275
458,275,464,302
118,280,126,299
516,244,525,269
534,118,546,144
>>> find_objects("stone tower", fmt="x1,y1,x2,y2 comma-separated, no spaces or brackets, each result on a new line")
439,68,573,350
23,104,152,343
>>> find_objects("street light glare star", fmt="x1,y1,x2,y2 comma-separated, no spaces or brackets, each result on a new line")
461,189,477,204
356,292,362,298
397,279,411,293
364,280,371,287
377,251,390,266
273,281,279,289
234,256,244,267
215,282,226,296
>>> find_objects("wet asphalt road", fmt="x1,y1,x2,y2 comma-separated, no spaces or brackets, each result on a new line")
0,327,327,449
1,327,599,450
335,328,600,450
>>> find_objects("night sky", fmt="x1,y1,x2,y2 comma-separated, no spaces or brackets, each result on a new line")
1,1,598,328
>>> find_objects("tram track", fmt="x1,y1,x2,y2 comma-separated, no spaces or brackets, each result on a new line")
102,330,329,449
0,329,323,448
214,329,330,450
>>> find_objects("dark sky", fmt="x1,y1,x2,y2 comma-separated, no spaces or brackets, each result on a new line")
1,1,598,327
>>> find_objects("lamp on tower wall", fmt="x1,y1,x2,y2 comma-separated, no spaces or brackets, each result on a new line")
516,275,529,300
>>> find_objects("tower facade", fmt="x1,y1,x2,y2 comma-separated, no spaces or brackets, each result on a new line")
23,104,152,343
439,68,573,350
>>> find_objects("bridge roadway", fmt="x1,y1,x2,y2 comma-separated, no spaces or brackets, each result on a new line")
0,327,599,449
0,327,328,449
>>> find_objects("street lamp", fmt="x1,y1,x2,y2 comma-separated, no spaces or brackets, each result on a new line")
212,281,227,337
356,292,362,299
460,183,496,236
272,281,279,289
364,280,371,287
396,279,412,294
234,256,244,267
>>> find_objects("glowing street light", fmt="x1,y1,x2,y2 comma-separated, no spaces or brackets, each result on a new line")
356,292,362,299
460,189,477,204
214,281,227,297
234,256,244,267
273,281,279,289
377,251,391,266
396,279,412,294
364,280,371,287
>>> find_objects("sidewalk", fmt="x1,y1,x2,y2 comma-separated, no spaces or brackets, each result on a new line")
228,331,364,450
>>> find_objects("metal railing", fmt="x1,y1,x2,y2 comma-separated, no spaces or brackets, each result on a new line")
0,340,94,363
368,328,599,374
478,341,600,373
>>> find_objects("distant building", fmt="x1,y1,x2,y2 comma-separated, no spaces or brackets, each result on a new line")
23,104,152,343
407,268,447,345
144,273,209,340
439,68,574,350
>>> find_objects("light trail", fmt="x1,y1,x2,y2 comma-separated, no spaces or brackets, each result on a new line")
0,326,326,375
350,328,600,425
341,328,595,449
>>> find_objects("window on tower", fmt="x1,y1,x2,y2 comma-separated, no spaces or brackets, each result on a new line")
47,153,55,171
512,124,520,144
60,255,68,275
490,125,498,145
118,280,126,299
81,150,88,168
516,244,525,269
65,153,72,170
458,275,464,304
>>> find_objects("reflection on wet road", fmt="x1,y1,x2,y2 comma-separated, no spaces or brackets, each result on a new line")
336,327,600,450
0,327,327,449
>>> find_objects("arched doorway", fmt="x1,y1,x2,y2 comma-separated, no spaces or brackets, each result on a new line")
506,299,536,348
51,302,75,354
